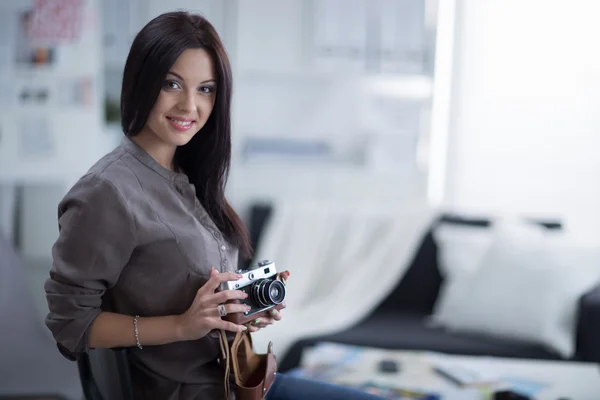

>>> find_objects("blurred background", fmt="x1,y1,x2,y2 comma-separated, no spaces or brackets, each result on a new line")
1,0,444,311
2,0,600,399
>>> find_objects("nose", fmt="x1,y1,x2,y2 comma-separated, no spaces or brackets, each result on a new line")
176,90,195,113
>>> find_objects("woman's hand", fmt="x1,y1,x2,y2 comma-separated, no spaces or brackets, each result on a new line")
247,270,291,333
176,268,250,341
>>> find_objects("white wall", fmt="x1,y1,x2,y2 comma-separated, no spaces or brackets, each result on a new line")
1,0,110,259
444,0,600,229
224,0,432,213
13,0,434,258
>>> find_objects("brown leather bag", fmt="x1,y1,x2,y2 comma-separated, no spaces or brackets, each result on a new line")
219,329,278,400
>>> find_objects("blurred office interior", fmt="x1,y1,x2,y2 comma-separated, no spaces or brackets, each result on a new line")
2,1,600,399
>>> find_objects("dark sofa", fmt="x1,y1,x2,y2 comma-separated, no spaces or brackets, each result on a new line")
242,204,600,372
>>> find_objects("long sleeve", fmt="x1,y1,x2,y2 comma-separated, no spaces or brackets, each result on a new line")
44,173,137,356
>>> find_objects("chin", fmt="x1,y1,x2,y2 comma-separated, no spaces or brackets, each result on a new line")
167,132,196,147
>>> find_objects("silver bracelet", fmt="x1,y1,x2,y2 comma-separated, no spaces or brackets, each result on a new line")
133,315,142,350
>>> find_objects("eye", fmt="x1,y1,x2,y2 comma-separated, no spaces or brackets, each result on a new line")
162,80,181,90
199,86,215,94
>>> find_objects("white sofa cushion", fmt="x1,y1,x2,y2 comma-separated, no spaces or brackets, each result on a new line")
431,221,494,324
432,219,600,358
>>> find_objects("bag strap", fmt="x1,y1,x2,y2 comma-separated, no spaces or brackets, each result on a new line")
219,329,231,400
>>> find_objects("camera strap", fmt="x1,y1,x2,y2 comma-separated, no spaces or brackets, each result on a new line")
218,329,232,400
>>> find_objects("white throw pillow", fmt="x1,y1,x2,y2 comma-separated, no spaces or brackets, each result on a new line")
437,219,600,358
431,222,494,326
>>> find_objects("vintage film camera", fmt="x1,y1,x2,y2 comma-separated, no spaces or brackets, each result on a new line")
218,260,286,325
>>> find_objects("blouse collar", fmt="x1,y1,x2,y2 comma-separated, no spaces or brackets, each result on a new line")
120,136,189,184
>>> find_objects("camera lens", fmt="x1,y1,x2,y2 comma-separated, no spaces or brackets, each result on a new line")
251,279,286,308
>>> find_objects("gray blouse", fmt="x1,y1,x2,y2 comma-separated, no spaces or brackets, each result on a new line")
44,137,239,399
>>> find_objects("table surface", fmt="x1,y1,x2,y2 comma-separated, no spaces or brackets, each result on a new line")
299,343,600,400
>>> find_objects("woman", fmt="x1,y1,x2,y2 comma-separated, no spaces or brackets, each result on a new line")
44,11,385,400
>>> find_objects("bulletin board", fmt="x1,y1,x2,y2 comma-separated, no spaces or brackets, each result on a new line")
0,0,105,185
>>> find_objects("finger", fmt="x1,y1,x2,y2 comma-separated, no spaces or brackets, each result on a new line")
201,270,243,294
250,317,273,327
246,324,261,333
268,309,283,321
278,270,291,283
214,320,248,333
206,289,248,305
195,267,220,297
212,303,251,317
249,322,268,329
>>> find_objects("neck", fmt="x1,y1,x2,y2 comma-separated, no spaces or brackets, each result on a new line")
131,131,177,172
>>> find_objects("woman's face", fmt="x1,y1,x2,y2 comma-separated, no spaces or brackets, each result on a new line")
141,48,217,149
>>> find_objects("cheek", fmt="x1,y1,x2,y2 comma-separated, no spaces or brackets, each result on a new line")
147,108,161,126
154,93,173,113
147,96,170,124
198,97,216,120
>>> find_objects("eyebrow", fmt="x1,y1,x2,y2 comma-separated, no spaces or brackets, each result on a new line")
166,71,216,84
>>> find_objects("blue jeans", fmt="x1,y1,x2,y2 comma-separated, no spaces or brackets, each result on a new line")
265,373,386,400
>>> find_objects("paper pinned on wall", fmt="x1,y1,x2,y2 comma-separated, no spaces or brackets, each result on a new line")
15,9,57,67
28,0,85,46
18,117,54,158
56,76,94,107
18,85,52,106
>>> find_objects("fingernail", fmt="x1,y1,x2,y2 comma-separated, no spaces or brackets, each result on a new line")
242,325,247,331
237,274,243,279
254,319,260,325
270,309,277,316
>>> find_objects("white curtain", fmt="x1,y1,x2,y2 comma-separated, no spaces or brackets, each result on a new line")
251,198,436,360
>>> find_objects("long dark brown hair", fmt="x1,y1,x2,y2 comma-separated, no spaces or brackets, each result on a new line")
120,11,252,259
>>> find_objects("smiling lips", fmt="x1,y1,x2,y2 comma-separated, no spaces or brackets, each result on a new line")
166,116,196,132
